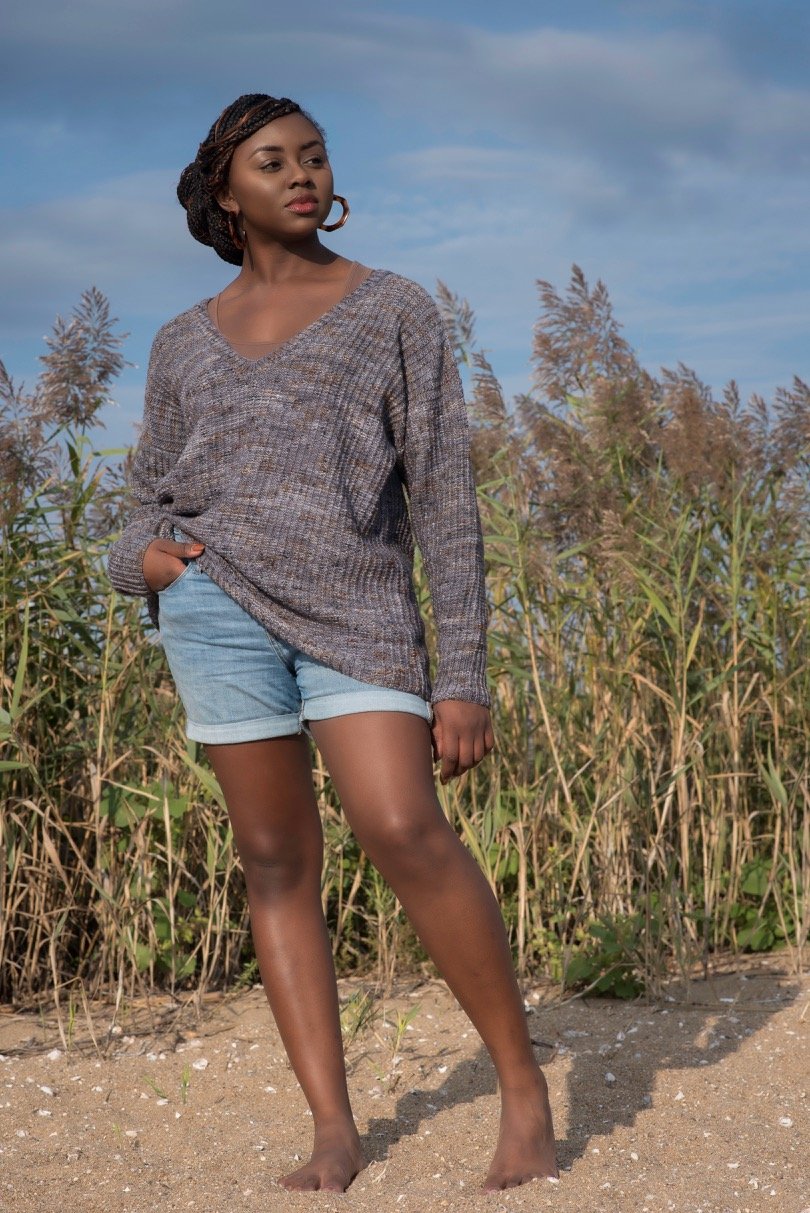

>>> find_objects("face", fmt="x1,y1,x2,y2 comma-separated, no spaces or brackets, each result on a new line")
217,112,334,239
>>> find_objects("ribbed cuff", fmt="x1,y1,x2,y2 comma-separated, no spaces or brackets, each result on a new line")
430,648,491,708
106,517,163,597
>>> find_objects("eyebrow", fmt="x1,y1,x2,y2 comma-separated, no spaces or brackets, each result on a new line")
249,140,325,157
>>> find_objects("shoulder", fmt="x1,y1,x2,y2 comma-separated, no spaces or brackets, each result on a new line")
139,303,207,395
375,270,442,317
145,301,207,372
151,301,205,350
372,271,446,347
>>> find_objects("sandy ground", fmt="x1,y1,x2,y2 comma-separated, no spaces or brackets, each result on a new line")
0,955,807,1213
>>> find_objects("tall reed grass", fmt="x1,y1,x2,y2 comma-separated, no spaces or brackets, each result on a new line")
1,273,807,1013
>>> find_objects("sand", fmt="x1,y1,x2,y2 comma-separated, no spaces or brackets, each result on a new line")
0,954,807,1213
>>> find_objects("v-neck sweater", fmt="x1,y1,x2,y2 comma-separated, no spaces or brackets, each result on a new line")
212,260,373,358
105,267,491,707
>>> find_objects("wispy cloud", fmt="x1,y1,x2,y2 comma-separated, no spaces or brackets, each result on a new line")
0,171,221,333
7,5,808,172
2,1,807,435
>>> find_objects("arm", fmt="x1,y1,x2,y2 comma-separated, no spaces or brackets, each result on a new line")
106,327,186,609
396,286,491,708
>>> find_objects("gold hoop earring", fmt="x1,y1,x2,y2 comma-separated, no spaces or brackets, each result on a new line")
227,210,246,250
318,194,350,232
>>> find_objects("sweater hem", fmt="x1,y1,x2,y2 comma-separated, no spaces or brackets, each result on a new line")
183,547,436,703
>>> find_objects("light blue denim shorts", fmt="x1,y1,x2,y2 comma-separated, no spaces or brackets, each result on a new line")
156,526,434,744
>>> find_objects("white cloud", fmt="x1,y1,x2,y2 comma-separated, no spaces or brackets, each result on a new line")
262,19,810,181
0,169,224,332
6,7,808,181
1,4,807,410
2,136,807,412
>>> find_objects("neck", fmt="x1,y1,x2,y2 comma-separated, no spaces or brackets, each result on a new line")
235,232,339,286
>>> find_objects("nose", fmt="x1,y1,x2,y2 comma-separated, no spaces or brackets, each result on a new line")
289,166,316,189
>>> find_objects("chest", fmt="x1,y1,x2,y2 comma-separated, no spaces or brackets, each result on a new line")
176,346,397,452
206,283,348,351
208,262,374,354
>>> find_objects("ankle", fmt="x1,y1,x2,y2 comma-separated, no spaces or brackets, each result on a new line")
497,1061,549,1099
311,1115,361,1143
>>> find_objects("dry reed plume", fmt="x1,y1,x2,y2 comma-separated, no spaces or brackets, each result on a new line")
1,273,807,1022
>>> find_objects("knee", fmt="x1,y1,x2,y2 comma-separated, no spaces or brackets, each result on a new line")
236,825,321,894
358,802,455,870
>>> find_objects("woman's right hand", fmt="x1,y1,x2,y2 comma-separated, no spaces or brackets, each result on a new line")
142,537,205,593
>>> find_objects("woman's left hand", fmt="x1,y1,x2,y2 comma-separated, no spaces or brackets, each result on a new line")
430,700,495,784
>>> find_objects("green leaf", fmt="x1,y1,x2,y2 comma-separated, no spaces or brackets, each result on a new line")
740,861,768,898
168,796,189,819
135,944,153,972
565,953,596,983
175,952,197,980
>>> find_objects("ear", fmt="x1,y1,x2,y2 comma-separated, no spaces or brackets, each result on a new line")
214,186,236,212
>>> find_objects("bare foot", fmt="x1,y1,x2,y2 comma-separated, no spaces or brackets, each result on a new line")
277,1124,367,1193
482,1068,558,1191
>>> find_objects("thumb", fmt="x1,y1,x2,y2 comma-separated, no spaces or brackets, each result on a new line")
170,538,205,555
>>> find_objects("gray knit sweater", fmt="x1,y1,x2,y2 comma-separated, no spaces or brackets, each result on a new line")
106,268,490,707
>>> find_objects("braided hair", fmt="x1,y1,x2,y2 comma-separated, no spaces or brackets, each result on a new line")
176,93,328,266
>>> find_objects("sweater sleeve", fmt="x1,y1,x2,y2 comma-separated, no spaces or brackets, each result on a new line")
106,327,186,614
395,288,491,708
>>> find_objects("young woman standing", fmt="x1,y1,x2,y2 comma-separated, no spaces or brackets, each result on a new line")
107,93,557,1194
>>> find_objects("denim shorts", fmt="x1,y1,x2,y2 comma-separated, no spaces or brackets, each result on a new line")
156,526,434,744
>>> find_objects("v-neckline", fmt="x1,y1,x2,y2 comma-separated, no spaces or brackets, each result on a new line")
197,266,387,366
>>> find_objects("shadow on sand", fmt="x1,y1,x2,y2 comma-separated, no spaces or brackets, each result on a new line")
358,959,801,1170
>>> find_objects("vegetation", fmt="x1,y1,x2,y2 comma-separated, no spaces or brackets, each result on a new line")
1,273,807,1014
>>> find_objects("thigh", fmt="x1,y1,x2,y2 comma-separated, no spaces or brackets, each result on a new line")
306,712,447,851
204,733,322,862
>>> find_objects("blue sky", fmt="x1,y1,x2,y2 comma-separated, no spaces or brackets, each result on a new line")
2,0,808,449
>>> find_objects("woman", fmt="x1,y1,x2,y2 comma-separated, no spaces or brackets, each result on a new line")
107,93,557,1194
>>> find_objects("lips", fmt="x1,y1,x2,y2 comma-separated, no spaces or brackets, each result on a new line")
286,194,318,212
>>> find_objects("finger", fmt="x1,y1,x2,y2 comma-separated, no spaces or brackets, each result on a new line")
157,540,203,557
440,734,460,784
473,729,487,765
430,716,443,765
457,732,475,775
148,538,205,558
